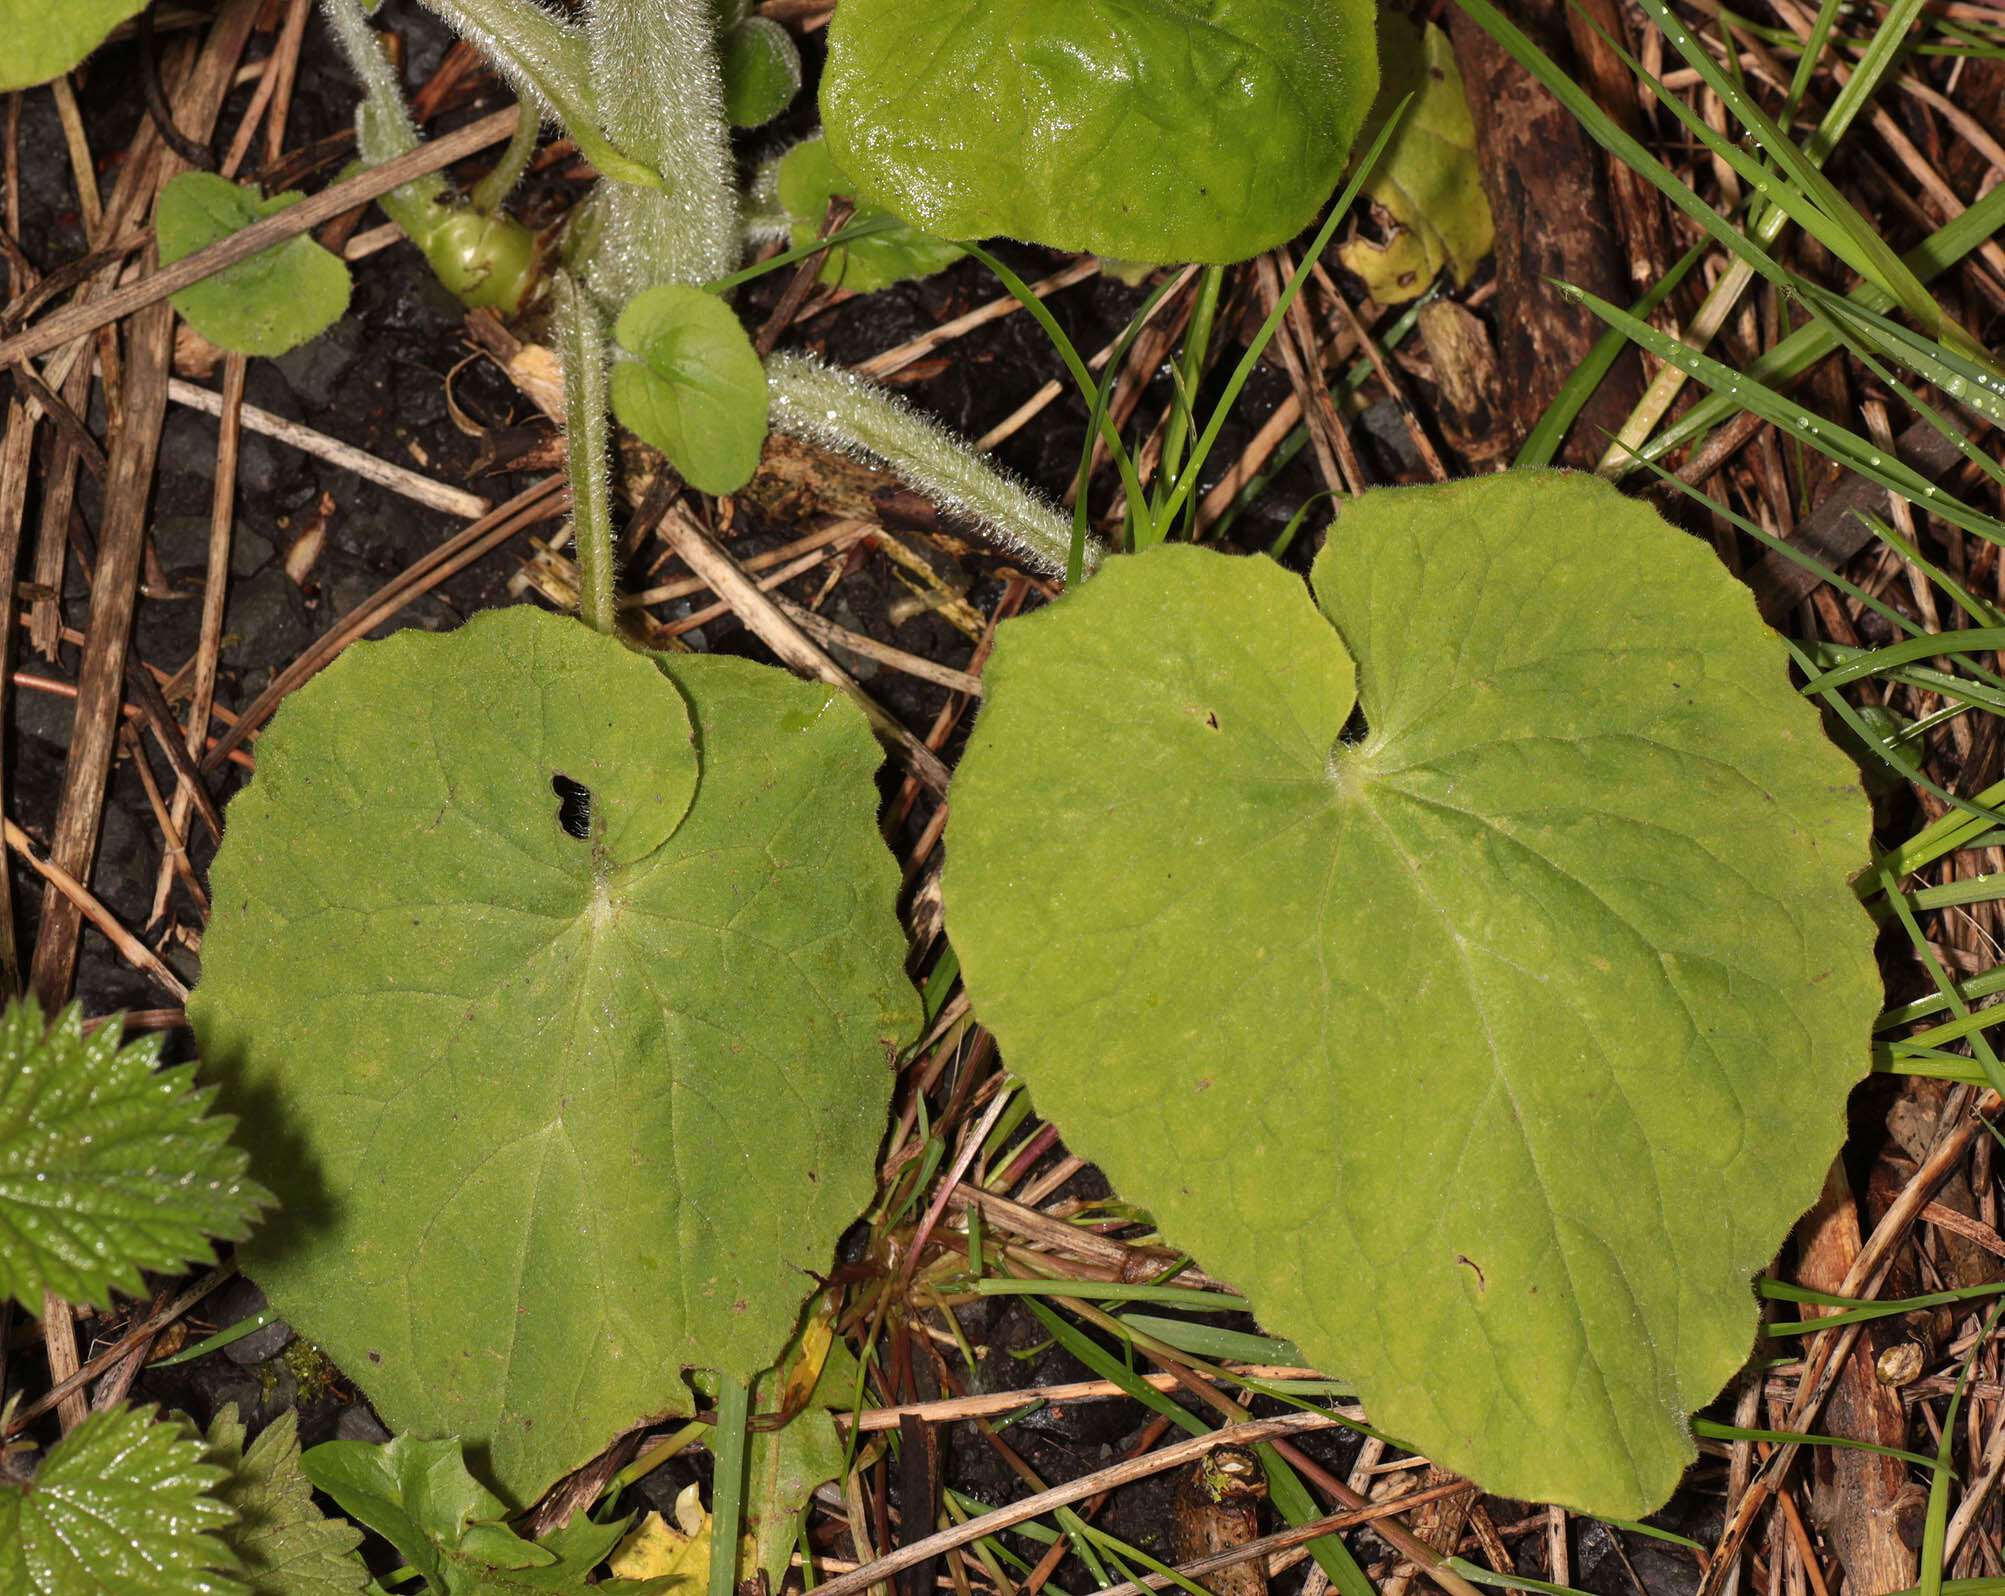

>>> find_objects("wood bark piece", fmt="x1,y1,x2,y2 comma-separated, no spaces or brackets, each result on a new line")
1746,418,1974,624
1795,1160,1921,1596
1559,0,1675,292
0,395,30,994
27,294,175,1006
27,0,260,1005
1446,0,1644,465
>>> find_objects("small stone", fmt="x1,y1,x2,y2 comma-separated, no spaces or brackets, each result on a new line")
223,1315,298,1366
1877,1341,1925,1386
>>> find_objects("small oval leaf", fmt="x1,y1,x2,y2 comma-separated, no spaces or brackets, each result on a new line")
721,16,802,128
157,173,352,357
611,284,770,494
943,472,1880,1516
819,0,1379,263
192,608,917,1506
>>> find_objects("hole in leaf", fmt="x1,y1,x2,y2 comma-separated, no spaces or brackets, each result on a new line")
553,775,593,840
1337,704,1370,746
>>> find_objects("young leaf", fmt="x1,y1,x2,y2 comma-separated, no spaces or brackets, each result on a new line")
303,1432,675,1595
301,1433,542,1594
156,172,351,357
0,999,269,1314
942,472,1879,1516
203,1407,369,1596
820,0,1379,264
1336,16,1492,303
0,1403,243,1595
0,0,143,92
743,1313,852,1588
610,285,769,494
191,607,917,1507
772,138,962,294
720,16,802,127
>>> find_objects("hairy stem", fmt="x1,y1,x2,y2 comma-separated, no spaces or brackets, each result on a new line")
583,0,738,296
319,0,427,169
557,273,619,634
418,0,596,134
766,352,1096,580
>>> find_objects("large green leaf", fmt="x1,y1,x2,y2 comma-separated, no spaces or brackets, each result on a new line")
204,1407,369,1596
0,0,143,92
0,999,269,1313
0,1403,243,1596
191,607,916,1507
157,172,352,358
942,471,1879,1515
1336,16,1493,303
610,285,769,494
819,0,1379,263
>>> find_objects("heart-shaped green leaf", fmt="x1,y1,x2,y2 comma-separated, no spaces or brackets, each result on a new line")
192,607,916,1506
771,137,963,294
157,173,352,357
0,1404,242,1596
942,471,1879,1515
819,0,1379,263
611,285,769,494
0,0,143,92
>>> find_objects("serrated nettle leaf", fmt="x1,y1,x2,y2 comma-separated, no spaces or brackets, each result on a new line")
820,0,1379,264
1336,15,1493,304
157,172,352,357
609,285,769,494
720,16,801,127
0,1403,244,1596
943,471,1880,1516
0,0,143,92
193,607,917,1507
0,998,268,1314
772,137,963,294
204,1407,369,1596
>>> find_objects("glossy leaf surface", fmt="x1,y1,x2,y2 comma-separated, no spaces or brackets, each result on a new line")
773,138,962,293
0,0,143,91
0,1403,241,1596
0,1000,268,1313
193,608,916,1506
943,472,1879,1514
820,0,1378,262
157,173,351,357
611,285,769,494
